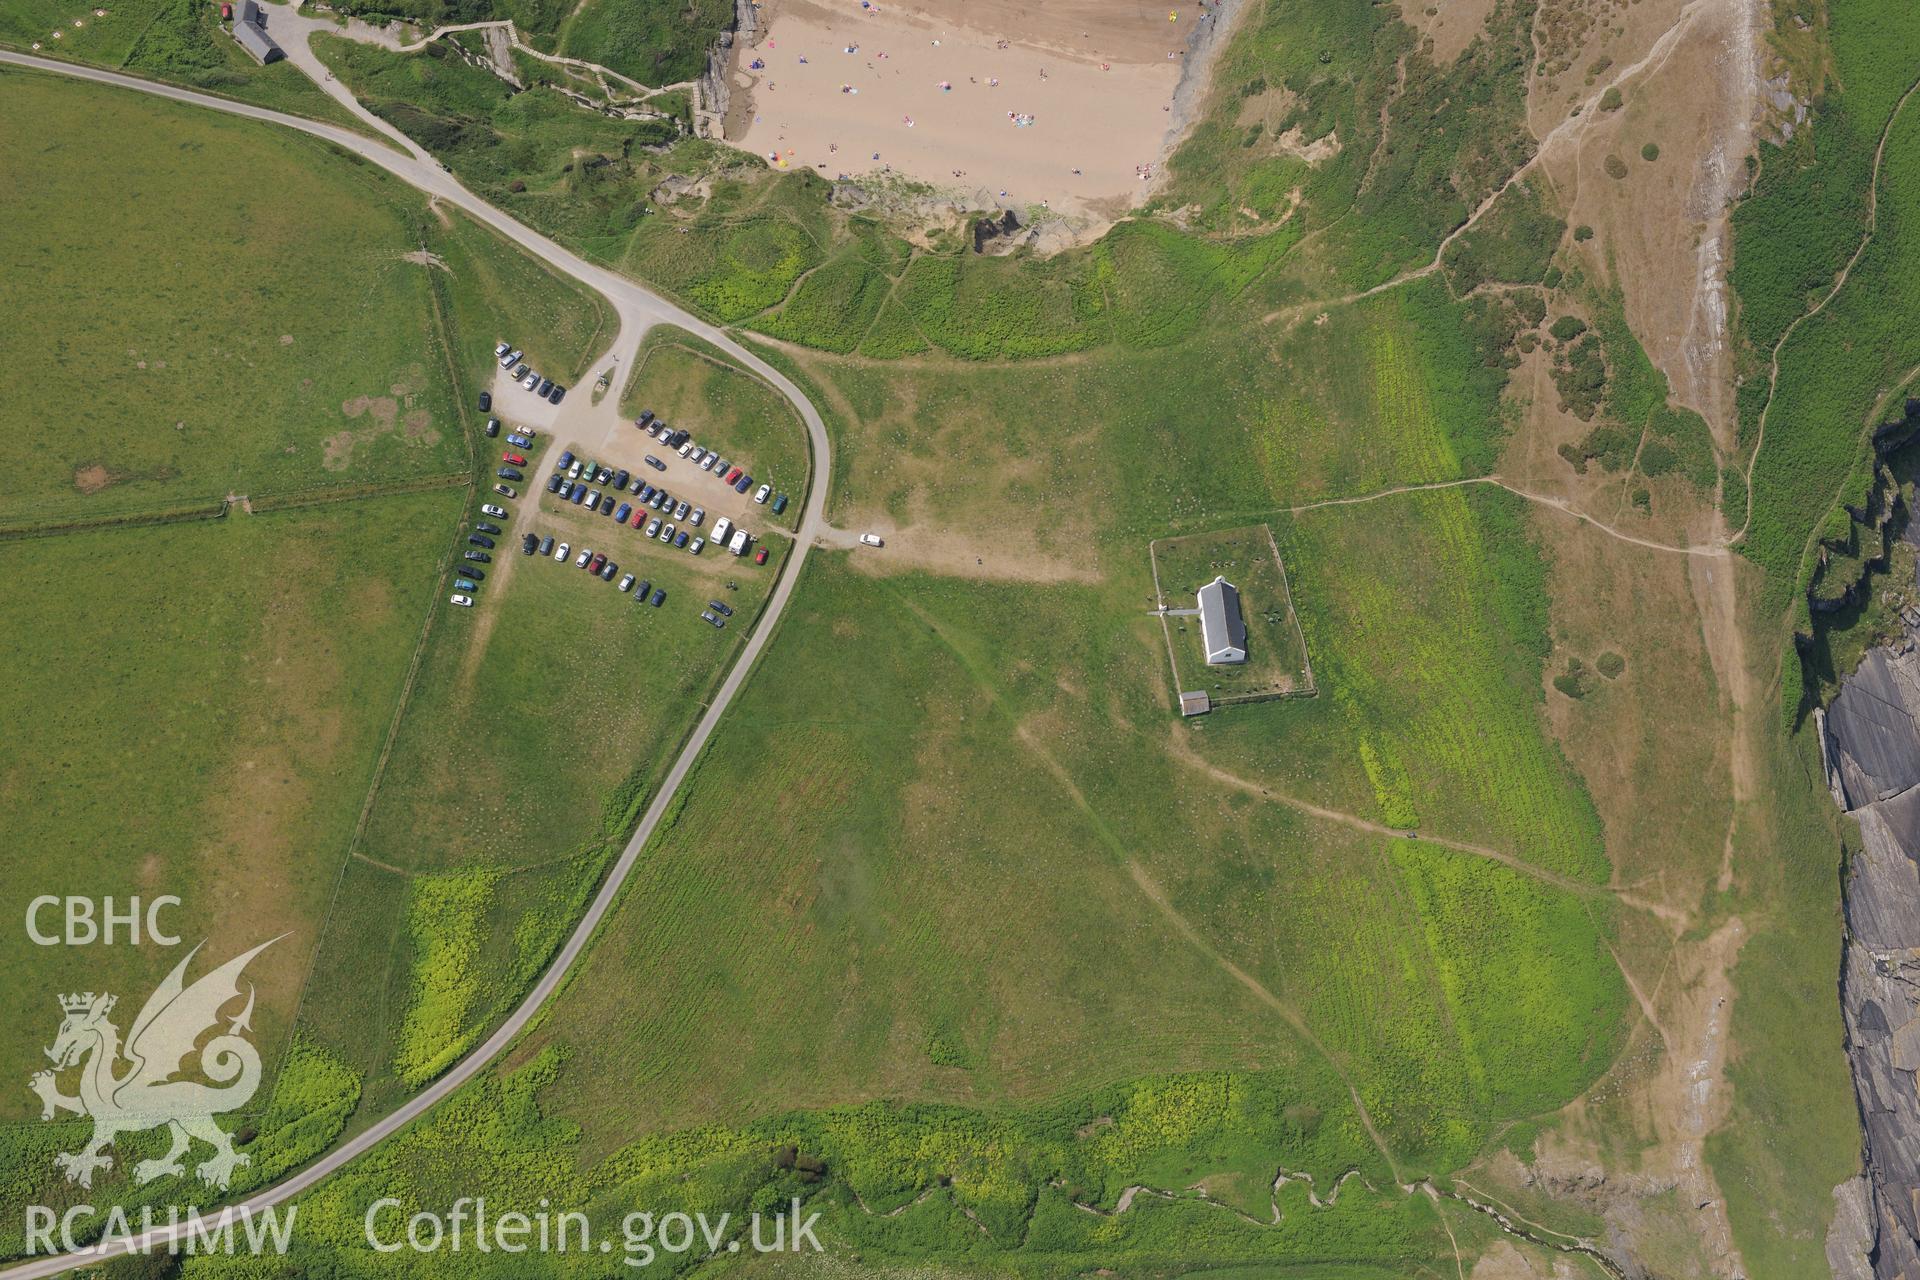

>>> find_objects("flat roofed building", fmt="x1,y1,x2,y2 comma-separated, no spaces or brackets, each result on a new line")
1198,575,1247,665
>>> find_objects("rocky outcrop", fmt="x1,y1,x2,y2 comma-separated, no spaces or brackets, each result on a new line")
1823,640,1920,1277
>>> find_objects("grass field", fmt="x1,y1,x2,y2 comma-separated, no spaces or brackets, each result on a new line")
0,71,467,526
0,489,460,1147
0,0,367,127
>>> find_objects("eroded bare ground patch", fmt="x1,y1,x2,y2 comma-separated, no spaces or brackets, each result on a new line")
326,365,441,470
1531,0,1763,442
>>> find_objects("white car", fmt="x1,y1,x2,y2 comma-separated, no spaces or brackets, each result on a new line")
618,573,636,592
645,518,662,538
753,484,772,505
521,370,541,390
553,540,571,562
494,341,511,358
690,537,704,555
450,593,474,608
859,533,884,547
701,453,719,472
574,548,592,568
498,348,521,368
481,503,507,519
690,506,704,526
677,441,695,458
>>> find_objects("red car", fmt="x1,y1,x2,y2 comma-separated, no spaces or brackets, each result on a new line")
502,452,527,466
754,547,769,565
588,552,607,575
631,508,648,528
724,467,744,485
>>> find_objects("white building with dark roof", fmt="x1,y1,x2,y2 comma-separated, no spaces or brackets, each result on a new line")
1197,575,1247,665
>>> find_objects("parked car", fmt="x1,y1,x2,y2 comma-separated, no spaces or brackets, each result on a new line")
666,428,690,447
478,391,492,412
539,535,555,555
482,503,508,519
690,537,705,555
548,385,565,404
455,577,480,592
475,521,502,535
588,552,607,575
451,593,474,608
494,484,517,498
771,493,789,515
637,409,656,426
497,468,523,482
650,588,666,607
674,530,690,549
753,484,772,505
643,422,661,438
468,534,495,549
536,377,553,397
645,455,666,471
700,611,724,628
464,550,491,563
690,506,705,526
709,600,734,617
859,533,884,547
631,508,648,528
502,452,527,466
638,484,657,504
547,474,564,494
575,548,593,568
754,547,769,565
660,523,676,543
506,432,533,448
499,349,521,368
553,541,571,562
485,418,500,438
495,341,512,358
521,370,540,390
521,533,537,555
701,454,720,473
613,468,631,489
615,502,633,523
677,441,695,458
513,363,530,378
674,501,690,520
461,566,485,580
558,450,576,470
712,517,733,546
571,487,588,506
734,475,753,494
724,467,743,485
651,491,668,510
646,518,662,538
599,562,617,582
712,457,729,476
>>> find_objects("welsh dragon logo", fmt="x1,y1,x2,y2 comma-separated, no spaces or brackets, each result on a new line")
30,938,279,1191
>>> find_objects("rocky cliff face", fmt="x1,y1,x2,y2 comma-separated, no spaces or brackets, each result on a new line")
1822,644,1920,1278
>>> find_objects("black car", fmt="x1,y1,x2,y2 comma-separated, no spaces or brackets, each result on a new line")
614,469,631,489
548,385,566,404
468,534,495,549
462,566,486,580
522,534,538,554
464,550,491,563
478,391,492,412
539,535,555,556
475,521,502,535
637,409,655,426
649,588,666,607
667,429,690,447
633,579,651,601
708,600,734,617
547,473,564,493
644,455,666,471
497,467,523,481
536,378,554,397
485,418,500,438
601,496,619,515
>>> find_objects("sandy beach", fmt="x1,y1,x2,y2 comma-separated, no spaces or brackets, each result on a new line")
725,0,1222,226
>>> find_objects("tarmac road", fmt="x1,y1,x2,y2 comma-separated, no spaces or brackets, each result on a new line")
0,49,832,1278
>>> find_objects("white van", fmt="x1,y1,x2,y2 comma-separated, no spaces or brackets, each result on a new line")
729,529,750,556
711,517,732,547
